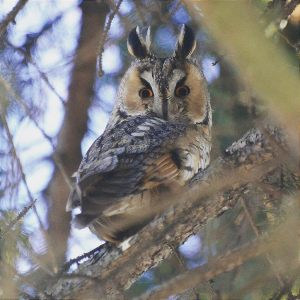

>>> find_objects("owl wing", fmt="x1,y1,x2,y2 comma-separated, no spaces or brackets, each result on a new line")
66,115,186,224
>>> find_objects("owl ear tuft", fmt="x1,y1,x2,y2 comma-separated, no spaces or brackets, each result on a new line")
127,26,151,59
174,24,196,59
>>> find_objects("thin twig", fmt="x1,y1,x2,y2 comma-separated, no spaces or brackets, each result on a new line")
0,0,28,38
6,40,67,106
166,242,200,300
240,198,285,287
212,55,224,66
0,110,44,229
278,31,300,53
0,106,58,271
97,0,123,77
132,0,146,25
0,199,37,239
166,0,182,19
0,76,73,189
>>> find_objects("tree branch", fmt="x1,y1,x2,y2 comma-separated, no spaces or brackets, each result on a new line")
46,0,109,266
42,125,297,299
138,211,300,300
138,236,274,300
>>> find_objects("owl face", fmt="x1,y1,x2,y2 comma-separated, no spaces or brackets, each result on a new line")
115,25,211,126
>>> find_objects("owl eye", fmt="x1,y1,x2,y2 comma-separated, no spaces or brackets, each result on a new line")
175,85,190,97
139,87,153,98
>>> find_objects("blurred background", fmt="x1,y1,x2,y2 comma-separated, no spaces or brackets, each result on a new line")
0,0,299,298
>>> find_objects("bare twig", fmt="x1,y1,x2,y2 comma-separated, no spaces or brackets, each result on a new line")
23,50,67,105
0,0,28,38
166,0,182,19
0,110,44,229
97,0,123,77
5,40,67,106
240,198,285,287
166,242,200,300
132,0,146,25
0,107,58,271
0,76,73,189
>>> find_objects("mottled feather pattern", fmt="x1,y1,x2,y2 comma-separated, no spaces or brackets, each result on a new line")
77,115,186,187
69,115,188,211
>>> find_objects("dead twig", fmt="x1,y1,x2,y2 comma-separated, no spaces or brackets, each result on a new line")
97,0,123,77
0,0,28,38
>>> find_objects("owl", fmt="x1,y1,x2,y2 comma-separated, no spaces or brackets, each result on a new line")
66,25,212,243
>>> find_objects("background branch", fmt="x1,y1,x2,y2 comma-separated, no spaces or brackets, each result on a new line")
46,0,109,266
0,0,28,38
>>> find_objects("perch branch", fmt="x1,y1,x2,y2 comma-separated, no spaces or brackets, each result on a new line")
42,126,295,299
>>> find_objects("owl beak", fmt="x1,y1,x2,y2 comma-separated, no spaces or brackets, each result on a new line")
162,99,168,120
152,96,169,121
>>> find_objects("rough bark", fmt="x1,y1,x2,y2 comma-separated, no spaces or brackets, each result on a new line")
46,1,109,266
41,125,298,299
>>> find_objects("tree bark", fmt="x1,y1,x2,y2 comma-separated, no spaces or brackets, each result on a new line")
46,0,109,267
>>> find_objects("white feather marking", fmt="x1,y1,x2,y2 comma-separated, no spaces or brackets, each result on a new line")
145,26,151,51
137,125,151,131
119,236,134,251
131,132,145,137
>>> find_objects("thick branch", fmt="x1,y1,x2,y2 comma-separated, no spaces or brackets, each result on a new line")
46,1,109,266
42,126,295,299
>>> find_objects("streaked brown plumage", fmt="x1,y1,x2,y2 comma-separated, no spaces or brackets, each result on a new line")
66,25,212,243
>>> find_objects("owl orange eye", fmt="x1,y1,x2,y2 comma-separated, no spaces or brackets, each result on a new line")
139,88,153,98
175,85,190,97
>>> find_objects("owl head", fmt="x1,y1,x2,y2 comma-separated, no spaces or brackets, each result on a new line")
111,25,211,126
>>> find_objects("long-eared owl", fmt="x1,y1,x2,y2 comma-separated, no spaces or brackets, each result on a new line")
66,25,212,243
